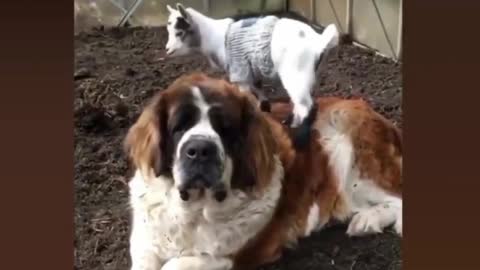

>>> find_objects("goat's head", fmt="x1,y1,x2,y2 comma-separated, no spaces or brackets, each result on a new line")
165,3,201,57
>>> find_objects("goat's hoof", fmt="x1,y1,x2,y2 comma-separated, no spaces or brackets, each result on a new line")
282,113,294,126
259,100,271,113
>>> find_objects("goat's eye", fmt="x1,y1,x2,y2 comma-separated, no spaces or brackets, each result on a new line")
175,31,183,37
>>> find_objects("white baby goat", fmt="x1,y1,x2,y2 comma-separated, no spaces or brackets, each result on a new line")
165,3,339,127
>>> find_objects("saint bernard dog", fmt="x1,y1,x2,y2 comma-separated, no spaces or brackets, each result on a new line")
124,73,402,270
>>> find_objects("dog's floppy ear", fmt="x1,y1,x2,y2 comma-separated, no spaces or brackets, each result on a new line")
124,93,168,180
176,3,189,20
232,94,277,191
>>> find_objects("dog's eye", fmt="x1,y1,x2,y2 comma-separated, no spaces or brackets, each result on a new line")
209,107,234,135
175,31,183,37
172,116,193,134
170,105,199,134
172,123,187,134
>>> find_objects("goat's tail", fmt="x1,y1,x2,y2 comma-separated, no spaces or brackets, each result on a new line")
314,24,340,71
322,24,340,49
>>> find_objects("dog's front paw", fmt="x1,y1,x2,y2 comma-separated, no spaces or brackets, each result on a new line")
394,214,402,236
347,209,384,236
347,202,402,237
161,256,233,270
161,257,184,270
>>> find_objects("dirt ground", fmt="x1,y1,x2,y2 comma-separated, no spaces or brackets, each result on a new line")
74,26,402,270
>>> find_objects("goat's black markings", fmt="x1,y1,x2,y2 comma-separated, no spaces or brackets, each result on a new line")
174,17,190,31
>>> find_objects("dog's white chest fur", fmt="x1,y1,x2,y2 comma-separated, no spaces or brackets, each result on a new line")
128,159,284,262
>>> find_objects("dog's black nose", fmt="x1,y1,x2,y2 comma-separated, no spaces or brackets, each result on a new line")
183,139,218,161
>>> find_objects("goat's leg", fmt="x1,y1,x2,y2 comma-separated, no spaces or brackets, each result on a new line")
277,69,315,128
238,83,271,113
252,80,272,113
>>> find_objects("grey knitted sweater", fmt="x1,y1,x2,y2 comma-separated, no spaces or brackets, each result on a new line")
225,16,279,84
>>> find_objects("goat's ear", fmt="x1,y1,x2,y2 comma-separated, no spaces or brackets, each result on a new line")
176,3,189,19
166,4,175,14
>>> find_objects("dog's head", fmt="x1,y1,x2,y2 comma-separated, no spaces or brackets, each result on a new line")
165,3,201,57
125,73,277,202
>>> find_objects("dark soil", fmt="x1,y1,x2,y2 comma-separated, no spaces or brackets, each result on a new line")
74,26,402,270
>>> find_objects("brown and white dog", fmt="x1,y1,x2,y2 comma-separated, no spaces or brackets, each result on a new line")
124,73,402,270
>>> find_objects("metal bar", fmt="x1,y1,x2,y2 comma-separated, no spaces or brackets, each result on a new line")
371,0,397,60
109,0,128,13
260,0,267,12
109,0,140,25
118,0,144,27
203,0,210,14
310,0,315,21
328,0,345,33
396,0,403,60
346,0,352,35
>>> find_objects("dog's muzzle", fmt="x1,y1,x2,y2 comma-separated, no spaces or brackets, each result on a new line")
178,137,226,202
